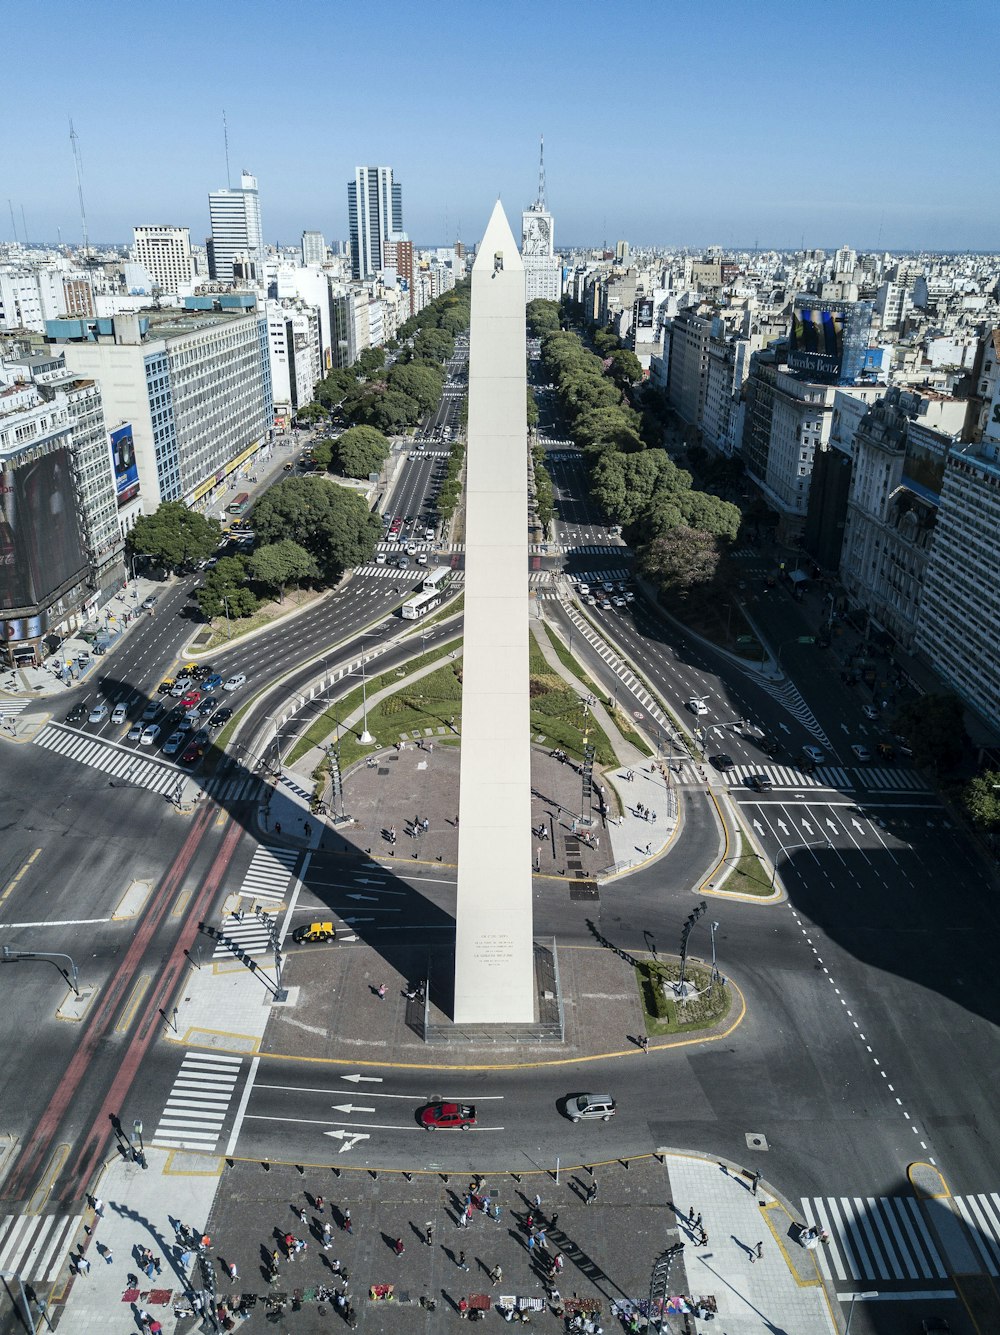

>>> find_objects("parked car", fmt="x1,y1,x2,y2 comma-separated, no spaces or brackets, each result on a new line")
419,1102,477,1131
566,1093,617,1123
223,674,247,692
88,702,109,724
157,677,176,694
141,595,157,610
111,703,129,725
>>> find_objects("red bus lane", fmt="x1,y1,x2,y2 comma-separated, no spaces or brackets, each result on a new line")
4,805,216,1203
66,814,245,1196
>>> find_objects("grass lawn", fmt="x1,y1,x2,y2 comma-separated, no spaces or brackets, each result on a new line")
636,959,733,1034
539,623,651,757
711,844,773,898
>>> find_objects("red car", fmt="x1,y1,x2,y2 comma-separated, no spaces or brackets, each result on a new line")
180,742,204,766
180,689,202,708
419,1102,477,1131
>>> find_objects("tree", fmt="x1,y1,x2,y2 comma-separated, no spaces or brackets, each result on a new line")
678,490,742,542
526,299,561,335
334,425,391,478
607,348,643,388
527,389,539,428
358,388,421,434
247,540,319,602
294,401,326,425
891,693,968,774
639,526,722,597
311,438,335,470
128,501,220,570
196,556,258,620
412,327,454,365
592,328,621,355
574,406,644,452
315,367,357,406
387,362,442,414
962,771,1000,832
250,475,382,579
354,346,386,378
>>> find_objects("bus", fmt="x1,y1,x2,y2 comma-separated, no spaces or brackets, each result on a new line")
227,492,250,515
422,566,453,593
401,588,445,620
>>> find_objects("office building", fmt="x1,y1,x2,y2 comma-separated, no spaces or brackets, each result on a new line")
301,231,327,267
208,171,264,284
665,309,712,428
521,139,561,303
266,299,321,417
51,300,272,517
347,166,403,280
133,226,194,293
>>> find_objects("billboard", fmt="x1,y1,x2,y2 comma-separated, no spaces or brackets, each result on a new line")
0,449,89,612
636,298,654,329
109,424,140,508
789,305,846,378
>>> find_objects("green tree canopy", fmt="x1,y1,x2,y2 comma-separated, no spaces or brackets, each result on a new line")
128,501,220,570
962,771,1000,831
411,327,454,364
574,406,644,452
250,475,382,580
314,367,358,406
607,348,643,387
294,401,326,424
311,438,335,470
591,449,688,527
639,526,723,598
677,490,742,542
526,299,561,335
247,539,319,602
334,425,391,478
592,327,621,355
891,693,968,774
387,361,443,414
196,555,259,620
354,346,386,378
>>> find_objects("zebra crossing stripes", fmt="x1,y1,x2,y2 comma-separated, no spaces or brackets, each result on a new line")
726,763,852,790
0,699,30,720
151,1051,243,1151
801,1196,947,1284
202,773,263,802
570,568,632,586
0,1212,82,1282
32,724,182,795
858,766,931,793
736,668,833,749
354,564,466,581
214,844,299,959
954,1193,1000,1274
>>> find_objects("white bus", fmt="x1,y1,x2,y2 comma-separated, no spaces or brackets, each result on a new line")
422,565,453,593
401,588,445,620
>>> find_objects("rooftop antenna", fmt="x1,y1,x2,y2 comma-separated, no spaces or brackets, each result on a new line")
223,109,232,188
69,119,90,258
536,133,546,210
7,199,17,244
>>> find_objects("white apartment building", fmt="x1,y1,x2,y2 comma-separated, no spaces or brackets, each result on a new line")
266,300,321,416
301,231,327,267
208,171,264,284
133,226,193,293
52,303,273,517
703,323,754,456
915,438,1000,734
666,309,712,428
0,267,95,332
875,280,911,330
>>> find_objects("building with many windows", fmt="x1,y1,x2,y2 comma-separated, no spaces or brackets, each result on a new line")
300,231,327,267
49,300,273,518
347,166,403,280
133,226,194,293
208,172,264,284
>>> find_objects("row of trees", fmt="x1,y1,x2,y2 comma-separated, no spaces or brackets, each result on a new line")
531,302,741,598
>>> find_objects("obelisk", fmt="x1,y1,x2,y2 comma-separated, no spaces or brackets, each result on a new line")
453,201,534,1023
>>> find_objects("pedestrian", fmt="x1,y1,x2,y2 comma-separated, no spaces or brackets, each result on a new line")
421,817,429,832
458,1249,469,1271
295,1238,307,1257
492,1203,502,1224
549,1213,558,1230
76,1254,91,1275
537,1228,547,1250
490,1263,503,1285
527,1234,535,1254
99,1244,113,1264
553,1253,564,1273
376,982,387,1000
297,1205,307,1223
271,1248,280,1272
753,1240,763,1261
228,1260,239,1281
343,1210,352,1233
284,1232,296,1255
389,825,396,844
144,1256,155,1278
534,1193,542,1210
274,822,281,835
91,1197,105,1219
393,1237,405,1256
694,1213,702,1231
322,1222,333,1249
315,1195,325,1211
587,1182,599,1205
698,1229,709,1248
651,812,657,824
459,1297,469,1319
152,1255,161,1276
640,1034,649,1054
304,821,312,836
645,842,651,856
748,1169,761,1196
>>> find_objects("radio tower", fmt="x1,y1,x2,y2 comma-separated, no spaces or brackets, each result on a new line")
69,119,90,259
535,134,546,210
223,108,232,189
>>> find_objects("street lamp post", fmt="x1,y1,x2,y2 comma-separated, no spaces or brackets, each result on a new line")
221,592,231,640
772,838,830,888
845,1290,878,1333
709,920,721,983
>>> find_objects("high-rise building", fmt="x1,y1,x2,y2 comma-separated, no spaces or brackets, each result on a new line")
347,167,403,280
301,231,326,267
521,138,561,303
382,236,414,314
133,226,194,293
208,171,263,284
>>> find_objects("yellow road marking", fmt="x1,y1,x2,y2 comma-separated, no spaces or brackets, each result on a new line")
27,1143,69,1215
1,847,42,903
115,973,152,1034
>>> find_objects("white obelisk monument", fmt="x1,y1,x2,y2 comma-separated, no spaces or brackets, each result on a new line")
453,201,535,1024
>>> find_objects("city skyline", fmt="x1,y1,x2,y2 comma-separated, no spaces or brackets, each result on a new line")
6,0,998,254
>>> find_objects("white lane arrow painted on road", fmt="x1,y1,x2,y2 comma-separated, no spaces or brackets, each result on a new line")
778,722,791,733
345,894,378,902
801,819,814,833
852,818,864,832
343,917,374,923
352,876,387,885
826,819,838,831
341,1073,383,1084
840,723,850,735
776,820,790,835
331,1103,376,1114
753,819,764,834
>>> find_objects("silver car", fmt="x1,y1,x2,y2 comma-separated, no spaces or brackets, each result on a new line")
567,1093,617,1123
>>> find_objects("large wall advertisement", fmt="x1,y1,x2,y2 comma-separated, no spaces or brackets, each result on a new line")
0,449,89,612
789,305,846,379
109,424,140,507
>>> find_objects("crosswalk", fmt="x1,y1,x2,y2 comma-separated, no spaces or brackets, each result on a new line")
0,698,30,722
374,540,464,553
212,844,298,959
0,1211,83,1283
33,723,185,796
735,666,833,750
202,771,264,802
569,567,632,586
354,564,466,581
717,762,931,793
534,544,631,557
802,1195,947,1284
151,1051,244,1151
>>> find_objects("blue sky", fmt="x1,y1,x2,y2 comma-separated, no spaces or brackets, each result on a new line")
8,0,998,252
